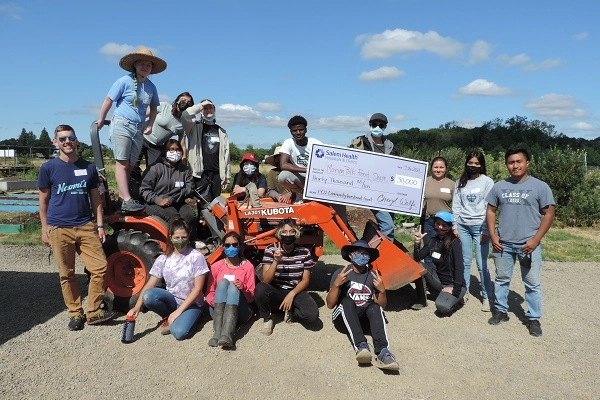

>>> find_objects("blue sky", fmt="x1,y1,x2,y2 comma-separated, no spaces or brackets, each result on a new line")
1,0,598,149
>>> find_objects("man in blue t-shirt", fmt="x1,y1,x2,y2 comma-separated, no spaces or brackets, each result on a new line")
485,148,555,337
38,125,116,331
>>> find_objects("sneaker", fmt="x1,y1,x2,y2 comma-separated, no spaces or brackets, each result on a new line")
120,198,145,213
488,311,510,325
373,348,400,371
355,342,372,364
86,310,116,325
159,318,170,335
527,320,543,337
68,314,85,331
284,310,295,324
481,298,491,312
260,319,274,336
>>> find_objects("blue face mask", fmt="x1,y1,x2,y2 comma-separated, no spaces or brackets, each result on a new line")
202,114,215,122
223,246,240,258
370,126,384,137
351,253,370,267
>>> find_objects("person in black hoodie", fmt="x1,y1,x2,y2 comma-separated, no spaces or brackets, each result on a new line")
140,139,195,236
414,211,466,315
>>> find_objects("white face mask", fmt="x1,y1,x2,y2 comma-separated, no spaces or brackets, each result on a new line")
243,164,257,175
370,126,385,137
166,150,182,163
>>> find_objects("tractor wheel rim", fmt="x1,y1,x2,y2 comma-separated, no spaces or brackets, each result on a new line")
105,251,148,298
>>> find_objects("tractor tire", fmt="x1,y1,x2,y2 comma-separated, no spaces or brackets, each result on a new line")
103,229,162,313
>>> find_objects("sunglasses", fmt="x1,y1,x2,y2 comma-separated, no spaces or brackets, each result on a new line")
58,135,77,143
223,242,240,248
370,122,387,129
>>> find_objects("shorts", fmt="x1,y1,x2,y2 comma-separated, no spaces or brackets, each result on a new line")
110,116,144,164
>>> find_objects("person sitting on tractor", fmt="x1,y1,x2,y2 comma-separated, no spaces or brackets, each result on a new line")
326,240,400,371
231,152,267,208
264,146,293,204
127,219,209,340
139,139,196,240
205,231,256,348
254,218,320,335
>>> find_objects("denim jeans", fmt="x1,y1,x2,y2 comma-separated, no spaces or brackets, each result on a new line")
492,243,543,320
422,218,436,238
457,223,492,299
142,287,203,340
372,209,395,241
110,116,144,164
209,278,253,324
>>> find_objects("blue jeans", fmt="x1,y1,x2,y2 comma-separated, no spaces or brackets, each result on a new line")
372,209,395,241
209,279,253,324
457,223,492,299
142,287,203,340
422,218,436,238
492,243,543,320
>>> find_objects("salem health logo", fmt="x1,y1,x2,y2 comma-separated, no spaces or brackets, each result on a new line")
315,149,325,158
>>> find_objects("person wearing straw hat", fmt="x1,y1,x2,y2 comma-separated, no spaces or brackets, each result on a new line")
326,240,400,371
264,146,293,204
96,47,167,213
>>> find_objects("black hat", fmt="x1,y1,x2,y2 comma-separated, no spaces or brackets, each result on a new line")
369,113,388,123
341,240,380,263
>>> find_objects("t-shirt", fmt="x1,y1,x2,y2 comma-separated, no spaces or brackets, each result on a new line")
149,247,210,307
205,258,256,306
108,74,160,123
452,175,494,231
202,124,220,171
280,137,323,168
261,244,315,290
423,176,455,216
144,102,184,146
37,157,100,227
329,265,377,312
485,176,555,244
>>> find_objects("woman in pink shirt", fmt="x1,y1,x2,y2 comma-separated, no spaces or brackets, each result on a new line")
206,231,256,348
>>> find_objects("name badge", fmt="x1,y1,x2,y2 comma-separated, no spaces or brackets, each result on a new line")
224,274,235,282
175,181,184,188
74,169,87,176
431,251,441,259
440,188,451,193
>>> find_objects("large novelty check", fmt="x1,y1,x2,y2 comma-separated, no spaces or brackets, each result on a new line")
304,143,428,216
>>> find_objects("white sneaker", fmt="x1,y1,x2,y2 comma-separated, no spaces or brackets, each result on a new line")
260,319,274,336
481,298,491,312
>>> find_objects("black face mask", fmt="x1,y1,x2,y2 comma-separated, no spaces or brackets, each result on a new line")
280,235,296,245
178,100,191,111
467,165,481,175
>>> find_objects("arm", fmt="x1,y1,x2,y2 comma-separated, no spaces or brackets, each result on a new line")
168,273,206,325
139,166,165,206
260,245,279,283
127,275,161,317
144,106,157,135
371,269,387,308
325,268,346,309
39,188,51,246
451,183,461,234
96,96,113,130
279,269,311,311
179,132,187,163
89,188,106,243
523,205,555,254
486,204,502,252
279,152,306,173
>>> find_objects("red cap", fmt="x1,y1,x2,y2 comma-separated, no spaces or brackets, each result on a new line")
241,153,258,164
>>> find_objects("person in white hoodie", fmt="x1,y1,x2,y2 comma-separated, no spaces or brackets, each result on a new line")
452,151,494,311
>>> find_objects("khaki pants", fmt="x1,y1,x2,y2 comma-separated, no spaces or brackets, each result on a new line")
48,222,107,318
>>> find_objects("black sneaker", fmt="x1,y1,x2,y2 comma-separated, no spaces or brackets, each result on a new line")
120,199,145,213
527,320,542,337
355,342,372,364
87,310,117,325
68,314,85,331
488,311,510,325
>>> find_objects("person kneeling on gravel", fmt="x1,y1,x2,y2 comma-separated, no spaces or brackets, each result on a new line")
326,240,400,371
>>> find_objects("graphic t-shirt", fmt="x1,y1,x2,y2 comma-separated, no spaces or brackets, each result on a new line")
330,266,377,318
279,137,323,168
202,124,220,171
37,157,100,227
108,74,160,123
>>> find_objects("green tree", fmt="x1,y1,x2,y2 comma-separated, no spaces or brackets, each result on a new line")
18,128,36,147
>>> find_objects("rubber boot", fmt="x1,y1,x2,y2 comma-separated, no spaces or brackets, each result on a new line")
208,303,225,347
218,304,238,347
246,183,262,208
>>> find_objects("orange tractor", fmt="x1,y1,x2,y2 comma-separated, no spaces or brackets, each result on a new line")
90,121,426,313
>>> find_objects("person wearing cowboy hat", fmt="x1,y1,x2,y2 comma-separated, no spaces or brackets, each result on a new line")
264,146,293,204
326,240,400,371
96,47,167,213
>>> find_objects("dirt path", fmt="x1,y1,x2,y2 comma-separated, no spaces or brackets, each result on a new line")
0,245,598,399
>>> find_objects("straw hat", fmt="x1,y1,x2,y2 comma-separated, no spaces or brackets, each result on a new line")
119,48,167,74
265,146,283,166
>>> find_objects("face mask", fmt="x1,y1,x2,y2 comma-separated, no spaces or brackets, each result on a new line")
243,164,256,175
370,126,384,137
202,114,215,122
351,253,370,267
172,239,188,250
166,150,182,163
177,100,191,111
466,166,481,175
224,246,240,258
280,234,296,245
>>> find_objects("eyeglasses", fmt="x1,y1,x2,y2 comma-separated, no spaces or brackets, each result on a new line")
58,135,77,143
223,242,240,248
370,122,386,129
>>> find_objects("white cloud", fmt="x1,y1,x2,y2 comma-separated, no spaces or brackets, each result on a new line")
498,53,531,65
457,118,477,129
498,53,561,71
0,3,22,19
525,94,589,120
357,28,464,59
523,58,561,71
359,66,404,81
573,32,588,40
391,114,405,122
253,102,282,112
469,40,493,64
458,79,512,96
98,43,161,59
311,116,368,132
217,104,287,128
569,122,594,130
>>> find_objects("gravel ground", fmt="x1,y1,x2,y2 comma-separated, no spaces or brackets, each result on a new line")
1,245,598,399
